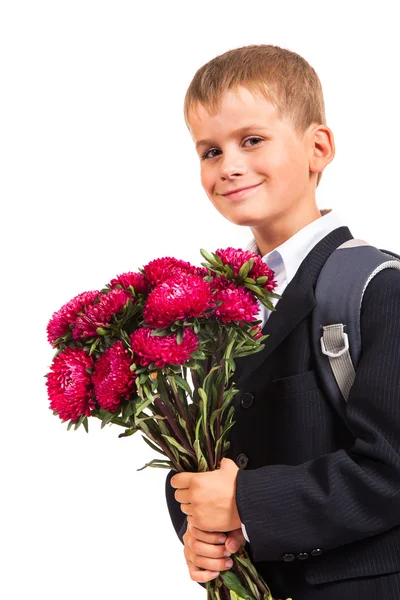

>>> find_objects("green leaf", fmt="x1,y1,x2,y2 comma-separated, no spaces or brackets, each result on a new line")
174,375,193,397
193,439,208,471
195,415,202,440
101,410,116,428
244,283,262,295
134,395,154,416
224,338,236,361
177,415,192,445
176,328,183,345
151,328,170,337
209,407,225,440
82,416,89,433
198,388,207,403
74,413,87,431
220,571,254,600
255,275,268,285
200,248,218,265
138,372,149,385
136,459,175,471
122,400,136,422
161,435,194,457
118,428,137,438
238,260,251,280
89,337,102,356
141,435,166,456
225,265,234,279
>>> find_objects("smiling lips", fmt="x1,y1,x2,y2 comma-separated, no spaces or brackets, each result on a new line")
221,182,263,199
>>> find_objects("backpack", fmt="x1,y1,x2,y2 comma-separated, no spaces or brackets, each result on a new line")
311,239,400,419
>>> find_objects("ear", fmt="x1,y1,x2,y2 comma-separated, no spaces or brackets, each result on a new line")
309,124,335,175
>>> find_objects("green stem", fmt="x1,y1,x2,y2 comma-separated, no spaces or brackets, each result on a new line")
153,397,196,460
136,412,181,472
169,376,195,443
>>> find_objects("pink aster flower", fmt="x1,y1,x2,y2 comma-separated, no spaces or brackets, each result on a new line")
211,277,259,323
73,289,130,339
92,341,136,413
130,327,198,368
46,347,95,421
47,290,100,346
143,274,213,328
214,247,277,292
108,272,151,296
143,257,199,286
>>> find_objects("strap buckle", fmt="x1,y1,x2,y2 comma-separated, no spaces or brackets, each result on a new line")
320,332,349,358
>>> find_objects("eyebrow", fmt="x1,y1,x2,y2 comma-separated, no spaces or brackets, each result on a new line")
195,125,269,150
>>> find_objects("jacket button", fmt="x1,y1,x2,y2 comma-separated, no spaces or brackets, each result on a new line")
240,392,254,408
282,553,295,562
236,453,249,469
310,548,323,557
297,552,309,560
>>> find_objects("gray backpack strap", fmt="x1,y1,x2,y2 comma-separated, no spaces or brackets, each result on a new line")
312,239,400,412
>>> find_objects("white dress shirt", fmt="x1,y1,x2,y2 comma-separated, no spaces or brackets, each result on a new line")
239,209,345,543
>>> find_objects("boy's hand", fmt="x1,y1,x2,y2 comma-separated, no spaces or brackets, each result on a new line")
183,521,245,583
171,457,241,532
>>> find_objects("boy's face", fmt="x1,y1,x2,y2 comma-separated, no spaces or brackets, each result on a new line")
188,86,321,234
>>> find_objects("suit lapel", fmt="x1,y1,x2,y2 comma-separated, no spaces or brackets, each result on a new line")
235,226,354,386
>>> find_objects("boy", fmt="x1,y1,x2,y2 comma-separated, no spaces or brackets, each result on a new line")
166,44,400,599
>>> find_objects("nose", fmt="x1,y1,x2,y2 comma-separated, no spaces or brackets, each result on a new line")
219,149,247,180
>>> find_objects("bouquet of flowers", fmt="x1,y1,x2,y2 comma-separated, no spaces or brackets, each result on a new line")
45,247,284,600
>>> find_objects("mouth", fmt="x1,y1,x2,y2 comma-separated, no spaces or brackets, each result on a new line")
221,182,263,200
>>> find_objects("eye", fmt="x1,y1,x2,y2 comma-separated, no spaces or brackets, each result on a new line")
201,136,263,160
244,136,263,147
201,147,220,160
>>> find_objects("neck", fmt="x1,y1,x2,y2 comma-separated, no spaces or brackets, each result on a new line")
251,205,327,257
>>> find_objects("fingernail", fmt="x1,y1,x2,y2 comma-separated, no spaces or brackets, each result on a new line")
225,559,233,568
218,535,227,543
223,551,231,557
229,541,240,552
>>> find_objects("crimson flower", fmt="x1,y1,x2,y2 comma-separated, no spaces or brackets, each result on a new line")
143,257,199,286
215,247,277,292
46,347,95,421
92,341,136,413
73,289,130,339
143,274,213,328
108,272,151,296
47,291,100,346
130,327,198,368
211,277,259,323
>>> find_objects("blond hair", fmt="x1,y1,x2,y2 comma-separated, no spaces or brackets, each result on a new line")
184,44,327,186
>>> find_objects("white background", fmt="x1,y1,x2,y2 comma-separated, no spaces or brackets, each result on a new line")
1,1,399,598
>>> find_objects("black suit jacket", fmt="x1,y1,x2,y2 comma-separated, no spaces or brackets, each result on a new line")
165,226,400,595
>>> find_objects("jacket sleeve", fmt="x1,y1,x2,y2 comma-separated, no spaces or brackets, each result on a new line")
165,469,188,545
235,267,400,563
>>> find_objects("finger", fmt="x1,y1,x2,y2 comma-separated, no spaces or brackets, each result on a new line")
225,533,246,554
174,489,190,503
180,503,192,517
186,559,220,584
189,524,227,545
184,547,233,575
170,473,191,489
187,537,231,560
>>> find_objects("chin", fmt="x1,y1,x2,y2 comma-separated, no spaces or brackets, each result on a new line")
225,211,267,227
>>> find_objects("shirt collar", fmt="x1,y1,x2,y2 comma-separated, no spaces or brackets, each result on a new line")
246,209,346,286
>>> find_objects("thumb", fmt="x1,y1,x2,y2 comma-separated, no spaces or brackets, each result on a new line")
225,528,246,553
